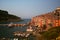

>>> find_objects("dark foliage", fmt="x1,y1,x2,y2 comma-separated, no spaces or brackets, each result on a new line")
42,27,60,40
0,10,21,22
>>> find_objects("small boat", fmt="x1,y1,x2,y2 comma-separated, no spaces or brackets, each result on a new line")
13,31,30,37
8,22,13,27
26,26,33,32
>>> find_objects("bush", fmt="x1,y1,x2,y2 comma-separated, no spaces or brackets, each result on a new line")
42,27,60,40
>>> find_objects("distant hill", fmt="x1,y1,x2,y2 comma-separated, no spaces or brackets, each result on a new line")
0,10,21,22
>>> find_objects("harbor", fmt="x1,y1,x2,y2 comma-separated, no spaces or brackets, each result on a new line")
0,19,42,40
0,19,36,40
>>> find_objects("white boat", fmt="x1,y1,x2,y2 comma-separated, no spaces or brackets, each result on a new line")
8,22,13,27
26,26,33,32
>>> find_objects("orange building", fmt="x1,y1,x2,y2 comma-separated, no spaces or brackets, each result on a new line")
31,7,60,30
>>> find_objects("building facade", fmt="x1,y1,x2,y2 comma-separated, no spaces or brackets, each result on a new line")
31,7,60,30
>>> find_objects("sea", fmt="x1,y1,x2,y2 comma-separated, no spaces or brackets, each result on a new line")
0,19,35,40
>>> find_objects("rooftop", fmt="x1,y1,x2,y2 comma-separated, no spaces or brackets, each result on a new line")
56,7,60,10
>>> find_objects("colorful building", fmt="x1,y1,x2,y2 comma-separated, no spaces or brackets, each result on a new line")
31,7,60,30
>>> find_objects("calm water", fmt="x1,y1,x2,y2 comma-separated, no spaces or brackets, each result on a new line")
0,19,31,38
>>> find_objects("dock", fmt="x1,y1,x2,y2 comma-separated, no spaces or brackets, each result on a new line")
0,24,26,27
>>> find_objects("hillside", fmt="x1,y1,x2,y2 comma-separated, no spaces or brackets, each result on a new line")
28,7,60,40
30,7,60,31
0,10,21,22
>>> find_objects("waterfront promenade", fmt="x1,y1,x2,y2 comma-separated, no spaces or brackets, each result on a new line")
0,24,26,27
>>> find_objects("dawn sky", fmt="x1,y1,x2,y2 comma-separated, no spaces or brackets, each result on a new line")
0,0,60,18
